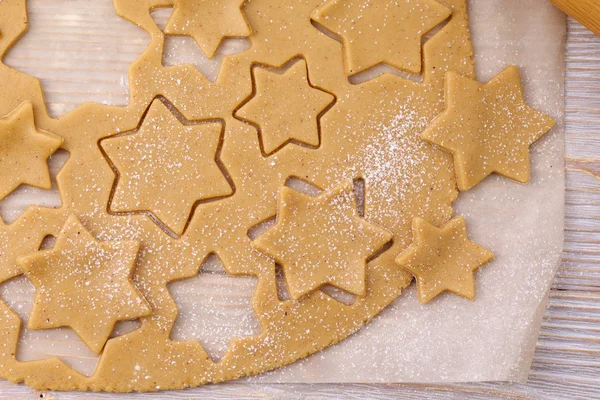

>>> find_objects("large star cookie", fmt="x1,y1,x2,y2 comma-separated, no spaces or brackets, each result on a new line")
252,180,392,300
235,58,335,155
421,66,556,190
17,215,151,353
101,99,233,235
164,0,251,59
396,216,494,303
0,102,62,199
311,0,451,75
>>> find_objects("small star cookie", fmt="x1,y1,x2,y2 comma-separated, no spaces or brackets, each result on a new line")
252,180,392,300
17,215,151,354
0,102,62,199
421,66,556,191
396,216,493,303
235,59,335,155
164,0,251,59
101,99,233,235
311,0,451,75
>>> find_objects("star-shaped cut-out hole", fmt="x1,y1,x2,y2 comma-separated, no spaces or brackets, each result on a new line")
311,0,451,80
234,58,336,156
251,178,392,300
151,7,251,82
168,254,261,362
3,0,150,118
100,97,235,237
163,36,251,82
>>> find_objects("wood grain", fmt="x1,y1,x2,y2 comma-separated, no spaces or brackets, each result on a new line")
548,0,600,36
0,14,598,400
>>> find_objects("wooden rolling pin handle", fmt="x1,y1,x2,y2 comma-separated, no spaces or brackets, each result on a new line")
548,0,600,36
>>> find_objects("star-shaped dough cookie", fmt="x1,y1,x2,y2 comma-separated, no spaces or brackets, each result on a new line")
17,215,151,354
235,59,335,155
0,101,62,199
395,217,493,303
101,99,233,235
311,0,451,75
163,0,251,59
421,66,556,191
252,180,392,300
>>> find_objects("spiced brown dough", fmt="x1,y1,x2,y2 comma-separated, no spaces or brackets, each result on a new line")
0,0,541,392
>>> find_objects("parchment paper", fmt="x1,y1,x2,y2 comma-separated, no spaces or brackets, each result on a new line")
253,0,566,383
0,0,565,385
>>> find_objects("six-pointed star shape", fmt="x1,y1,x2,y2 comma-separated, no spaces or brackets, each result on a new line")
17,215,151,354
395,216,494,303
252,180,392,300
421,66,556,191
311,0,451,75
0,101,62,199
235,59,336,155
101,99,233,235
164,0,251,59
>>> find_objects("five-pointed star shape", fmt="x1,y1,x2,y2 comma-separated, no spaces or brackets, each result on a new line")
421,66,556,191
101,99,233,235
395,216,493,303
311,0,451,75
0,101,62,199
17,215,151,354
163,0,251,59
235,59,335,155
252,180,392,300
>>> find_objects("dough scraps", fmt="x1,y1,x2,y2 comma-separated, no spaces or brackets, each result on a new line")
0,0,554,392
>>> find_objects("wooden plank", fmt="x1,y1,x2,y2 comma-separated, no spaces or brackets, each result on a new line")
548,0,600,36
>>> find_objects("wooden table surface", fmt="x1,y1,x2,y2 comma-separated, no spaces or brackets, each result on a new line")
0,15,599,400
